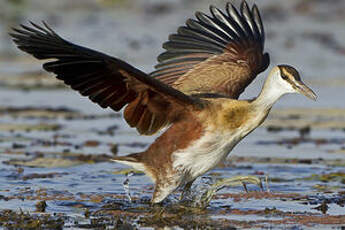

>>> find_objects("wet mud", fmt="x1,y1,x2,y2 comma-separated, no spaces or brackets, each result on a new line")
0,0,345,229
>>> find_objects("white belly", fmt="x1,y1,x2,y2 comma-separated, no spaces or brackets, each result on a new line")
172,130,243,181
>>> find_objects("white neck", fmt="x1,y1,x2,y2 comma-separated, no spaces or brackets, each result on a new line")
252,68,294,111
253,78,283,109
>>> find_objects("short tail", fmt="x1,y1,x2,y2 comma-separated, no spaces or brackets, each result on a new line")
111,153,146,172
112,155,139,163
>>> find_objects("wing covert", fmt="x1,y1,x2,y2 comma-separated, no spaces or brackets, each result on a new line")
151,1,270,98
10,22,203,135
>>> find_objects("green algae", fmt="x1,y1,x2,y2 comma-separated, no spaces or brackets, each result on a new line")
300,172,345,183
0,210,64,229
112,168,144,175
4,157,84,168
0,123,61,132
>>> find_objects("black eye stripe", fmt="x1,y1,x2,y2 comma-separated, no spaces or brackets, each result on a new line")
279,66,301,82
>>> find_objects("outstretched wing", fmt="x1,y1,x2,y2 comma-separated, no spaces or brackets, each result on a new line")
10,22,204,135
151,1,270,98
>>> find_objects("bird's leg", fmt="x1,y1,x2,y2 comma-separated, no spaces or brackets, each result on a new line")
150,202,165,220
152,179,180,204
180,180,195,201
242,182,248,193
232,175,263,192
200,175,263,207
265,175,270,193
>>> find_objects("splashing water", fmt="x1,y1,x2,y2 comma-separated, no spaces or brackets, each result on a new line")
184,177,214,207
122,172,134,203
187,175,263,209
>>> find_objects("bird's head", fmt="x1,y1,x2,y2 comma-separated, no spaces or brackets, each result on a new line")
268,65,317,101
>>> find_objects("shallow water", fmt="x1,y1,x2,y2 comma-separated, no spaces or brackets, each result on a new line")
0,0,345,229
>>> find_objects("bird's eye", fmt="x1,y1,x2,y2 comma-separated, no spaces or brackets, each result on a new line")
281,75,288,80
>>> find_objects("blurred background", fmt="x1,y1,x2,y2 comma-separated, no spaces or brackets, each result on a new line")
1,0,345,104
0,0,344,229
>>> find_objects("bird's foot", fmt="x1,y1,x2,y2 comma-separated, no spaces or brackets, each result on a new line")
179,180,195,201
199,175,264,208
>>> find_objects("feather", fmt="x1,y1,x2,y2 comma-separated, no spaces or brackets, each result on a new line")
151,1,269,99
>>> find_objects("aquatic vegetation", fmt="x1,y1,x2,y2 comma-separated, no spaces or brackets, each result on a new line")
0,210,64,229
301,172,345,183
0,123,60,132
196,175,263,208
0,0,344,228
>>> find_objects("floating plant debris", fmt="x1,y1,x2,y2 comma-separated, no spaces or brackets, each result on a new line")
0,0,345,228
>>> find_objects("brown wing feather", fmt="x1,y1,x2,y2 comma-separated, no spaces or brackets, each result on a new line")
10,22,204,135
151,1,270,98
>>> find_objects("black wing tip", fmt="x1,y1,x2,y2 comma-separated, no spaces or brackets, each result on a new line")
185,18,196,27
190,1,264,44
226,1,236,13
252,3,259,11
154,0,266,77
10,21,56,37
195,11,202,17
209,4,217,11
240,0,249,10
240,0,245,9
241,1,251,17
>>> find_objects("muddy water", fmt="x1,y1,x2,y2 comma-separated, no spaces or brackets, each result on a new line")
0,0,345,229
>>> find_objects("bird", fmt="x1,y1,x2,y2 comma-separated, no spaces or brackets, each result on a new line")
10,1,317,204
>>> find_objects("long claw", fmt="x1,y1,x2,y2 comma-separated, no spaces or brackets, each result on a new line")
199,175,263,208
265,175,271,193
242,182,248,193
